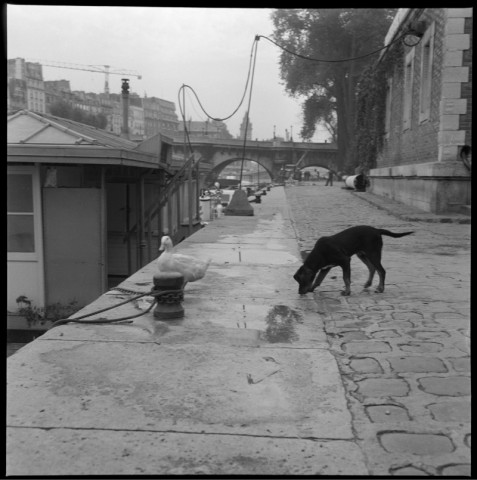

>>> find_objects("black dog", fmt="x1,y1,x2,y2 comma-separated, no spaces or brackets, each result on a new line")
294,225,414,296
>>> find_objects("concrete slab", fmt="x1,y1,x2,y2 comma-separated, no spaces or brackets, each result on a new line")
7,186,360,475
167,241,300,266
7,427,367,476
182,223,298,244
8,341,352,439
187,265,303,298
42,294,328,348
117,262,303,301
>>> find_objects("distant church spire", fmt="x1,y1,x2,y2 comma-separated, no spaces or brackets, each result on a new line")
238,112,252,140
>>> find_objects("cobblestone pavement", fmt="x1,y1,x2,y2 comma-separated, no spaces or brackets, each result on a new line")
285,184,471,477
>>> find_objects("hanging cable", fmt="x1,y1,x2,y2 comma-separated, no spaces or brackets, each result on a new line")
257,30,421,64
177,36,259,123
182,83,189,160
176,35,262,167
176,83,195,158
176,28,421,143
239,37,259,189
186,88,207,123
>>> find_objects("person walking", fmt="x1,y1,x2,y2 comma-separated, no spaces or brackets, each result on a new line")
325,169,334,186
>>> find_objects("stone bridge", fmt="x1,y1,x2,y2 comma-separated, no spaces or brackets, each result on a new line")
171,137,338,182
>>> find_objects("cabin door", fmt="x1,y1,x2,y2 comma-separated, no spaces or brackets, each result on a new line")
43,188,105,306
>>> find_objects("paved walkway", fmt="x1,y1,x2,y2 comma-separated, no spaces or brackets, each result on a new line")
7,185,470,476
285,183,470,476
7,186,364,476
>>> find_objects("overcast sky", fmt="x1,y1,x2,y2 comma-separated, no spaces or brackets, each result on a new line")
7,5,330,142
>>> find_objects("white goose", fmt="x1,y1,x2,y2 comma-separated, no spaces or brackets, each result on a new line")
157,235,211,285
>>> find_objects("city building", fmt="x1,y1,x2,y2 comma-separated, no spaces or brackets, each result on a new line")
7,77,27,112
7,58,46,113
128,93,146,140
7,58,236,144
177,118,233,140
44,80,74,114
143,96,179,137
107,93,145,139
7,58,181,141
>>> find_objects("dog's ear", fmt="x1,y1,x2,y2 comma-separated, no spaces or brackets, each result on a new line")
293,266,303,283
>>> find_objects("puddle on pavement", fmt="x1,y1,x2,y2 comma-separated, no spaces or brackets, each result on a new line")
261,305,303,343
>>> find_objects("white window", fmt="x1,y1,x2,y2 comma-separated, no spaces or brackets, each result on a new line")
7,166,42,261
8,173,35,253
7,165,45,311
403,48,415,131
419,22,435,122
384,77,393,138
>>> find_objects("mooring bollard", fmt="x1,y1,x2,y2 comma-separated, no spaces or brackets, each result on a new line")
152,271,185,320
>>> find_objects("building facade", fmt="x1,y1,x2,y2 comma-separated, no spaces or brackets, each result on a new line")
368,8,472,214
143,96,179,137
8,58,46,113
7,58,180,141
177,119,233,140
7,77,28,112
44,80,74,114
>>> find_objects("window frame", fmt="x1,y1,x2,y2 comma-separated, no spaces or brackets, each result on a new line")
403,48,415,131
7,165,43,262
419,22,435,123
384,76,393,139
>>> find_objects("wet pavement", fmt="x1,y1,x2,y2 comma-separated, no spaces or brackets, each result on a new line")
7,184,470,476
7,186,365,476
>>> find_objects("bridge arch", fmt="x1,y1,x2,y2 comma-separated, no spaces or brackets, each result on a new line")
295,156,339,171
205,157,274,186
173,138,338,183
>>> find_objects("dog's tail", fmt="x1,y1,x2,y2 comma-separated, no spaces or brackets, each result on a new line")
379,229,414,238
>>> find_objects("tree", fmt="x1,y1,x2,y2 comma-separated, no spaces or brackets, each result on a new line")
50,100,108,130
271,8,396,172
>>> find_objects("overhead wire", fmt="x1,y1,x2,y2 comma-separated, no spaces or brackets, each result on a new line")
186,88,207,123
176,35,261,169
177,35,259,123
257,30,421,64
177,27,422,132
238,37,259,188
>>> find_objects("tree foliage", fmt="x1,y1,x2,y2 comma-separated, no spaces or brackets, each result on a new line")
354,39,404,173
49,100,108,129
271,8,396,171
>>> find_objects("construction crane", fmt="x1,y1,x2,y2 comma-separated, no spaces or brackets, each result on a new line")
27,59,142,95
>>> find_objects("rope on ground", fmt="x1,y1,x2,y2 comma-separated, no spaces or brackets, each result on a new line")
48,289,182,330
